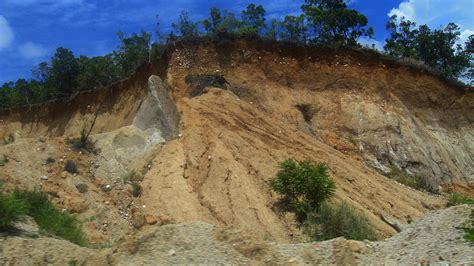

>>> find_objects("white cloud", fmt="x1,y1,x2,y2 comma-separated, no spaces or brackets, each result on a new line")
19,42,47,59
0,15,14,50
358,37,384,51
388,0,473,44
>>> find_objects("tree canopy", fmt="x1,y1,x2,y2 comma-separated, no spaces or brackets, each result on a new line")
385,15,472,80
1,2,472,110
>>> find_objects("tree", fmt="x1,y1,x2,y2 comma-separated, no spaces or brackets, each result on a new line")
240,3,266,36
279,15,308,43
172,10,199,39
384,15,419,58
202,7,222,34
50,47,79,96
269,158,336,216
302,0,373,46
114,31,151,76
385,16,472,80
0,82,13,108
77,55,120,91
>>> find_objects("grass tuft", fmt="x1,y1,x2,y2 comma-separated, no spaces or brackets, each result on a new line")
11,190,88,246
304,201,377,241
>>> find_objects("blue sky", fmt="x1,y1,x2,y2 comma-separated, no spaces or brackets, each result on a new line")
0,0,473,83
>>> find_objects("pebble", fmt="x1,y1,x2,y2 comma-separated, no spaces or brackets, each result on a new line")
39,175,48,180
168,249,176,256
101,184,112,192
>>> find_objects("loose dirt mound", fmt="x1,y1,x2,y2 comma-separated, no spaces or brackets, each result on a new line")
1,205,471,264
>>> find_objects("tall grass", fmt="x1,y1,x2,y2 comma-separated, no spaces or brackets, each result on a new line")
13,190,87,246
304,201,377,241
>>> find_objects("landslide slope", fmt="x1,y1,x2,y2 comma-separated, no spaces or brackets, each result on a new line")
0,39,471,246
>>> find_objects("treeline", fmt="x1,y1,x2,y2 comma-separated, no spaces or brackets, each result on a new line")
1,0,472,109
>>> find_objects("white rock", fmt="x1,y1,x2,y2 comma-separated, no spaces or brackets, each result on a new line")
168,249,176,256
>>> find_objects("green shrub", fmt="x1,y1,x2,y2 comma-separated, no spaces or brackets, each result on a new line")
0,193,27,229
3,133,14,145
270,159,336,215
387,165,433,192
460,210,473,244
122,170,144,183
304,201,376,241
12,190,87,246
448,193,474,206
130,183,142,197
64,160,78,174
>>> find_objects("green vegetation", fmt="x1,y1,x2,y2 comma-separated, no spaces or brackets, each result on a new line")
0,192,27,229
12,190,87,246
270,159,336,216
305,201,376,241
386,164,433,192
0,0,472,110
0,190,87,246
123,170,144,198
0,155,8,166
3,133,14,145
64,160,78,174
459,210,474,244
270,158,375,241
448,193,474,206
385,15,472,81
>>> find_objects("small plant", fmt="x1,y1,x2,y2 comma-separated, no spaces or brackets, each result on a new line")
12,190,88,246
459,210,473,244
386,164,433,192
0,192,27,229
270,159,336,216
304,201,376,241
448,193,474,206
45,157,56,165
3,133,14,145
130,182,142,197
0,155,8,166
64,160,78,174
122,170,144,183
295,104,315,123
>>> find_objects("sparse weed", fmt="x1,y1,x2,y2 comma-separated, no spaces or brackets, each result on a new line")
386,164,433,192
64,160,78,174
130,182,142,198
3,133,14,145
448,193,474,206
0,155,8,166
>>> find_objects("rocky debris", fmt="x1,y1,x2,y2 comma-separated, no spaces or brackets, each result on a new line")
60,171,69,179
75,183,88,193
0,206,472,264
101,184,112,192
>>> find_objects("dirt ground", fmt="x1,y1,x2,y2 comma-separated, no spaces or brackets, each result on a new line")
0,40,472,262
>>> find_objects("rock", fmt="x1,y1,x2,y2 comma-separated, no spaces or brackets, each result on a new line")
348,241,362,253
132,214,145,229
144,215,159,225
39,175,48,181
158,215,175,225
101,184,112,192
168,249,176,256
75,183,88,193
60,171,69,179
